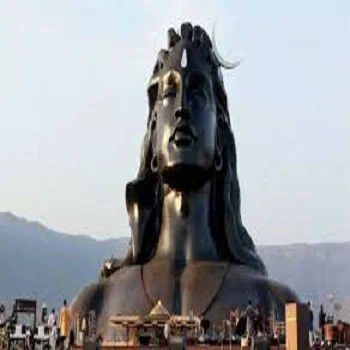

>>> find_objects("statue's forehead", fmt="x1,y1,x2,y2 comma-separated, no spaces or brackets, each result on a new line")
160,44,212,81
160,69,212,89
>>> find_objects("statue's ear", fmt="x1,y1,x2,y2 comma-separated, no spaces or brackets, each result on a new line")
215,114,225,153
213,77,230,127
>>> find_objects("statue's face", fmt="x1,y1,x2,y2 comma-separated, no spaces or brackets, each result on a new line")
153,69,217,174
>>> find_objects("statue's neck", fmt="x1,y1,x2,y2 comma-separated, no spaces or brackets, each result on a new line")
154,181,219,265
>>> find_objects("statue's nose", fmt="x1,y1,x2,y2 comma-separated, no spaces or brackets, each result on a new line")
175,106,190,121
175,93,190,120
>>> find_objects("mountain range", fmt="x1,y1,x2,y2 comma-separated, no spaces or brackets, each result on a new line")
0,212,349,320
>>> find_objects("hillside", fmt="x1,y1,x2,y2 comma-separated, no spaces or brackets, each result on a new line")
258,244,350,317
0,212,349,318
0,212,128,311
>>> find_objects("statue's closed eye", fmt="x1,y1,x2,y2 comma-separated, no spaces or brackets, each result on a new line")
162,86,177,100
190,88,205,99
187,73,209,106
188,87,208,107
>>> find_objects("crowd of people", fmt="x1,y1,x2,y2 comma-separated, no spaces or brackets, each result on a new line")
2,297,343,348
228,300,272,340
0,298,71,350
41,299,71,350
307,301,346,347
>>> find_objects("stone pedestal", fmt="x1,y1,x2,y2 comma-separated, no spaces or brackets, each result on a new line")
285,303,309,350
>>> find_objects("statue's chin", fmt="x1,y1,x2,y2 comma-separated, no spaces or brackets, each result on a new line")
161,164,212,191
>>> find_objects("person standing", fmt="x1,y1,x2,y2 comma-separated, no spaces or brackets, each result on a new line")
59,300,70,350
245,300,255,349
41,303,48,325
308,302,314,347
48,308,56,330
229,307,237,338
50,320,58,350
163,322,169,344
318,304,326,342
255,304,264,335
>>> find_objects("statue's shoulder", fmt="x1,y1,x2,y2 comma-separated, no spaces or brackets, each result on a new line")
70,265,143,315
224,264,298,299
225,265,299,318
194,263,297,309
224,264,299,302
70,281,104,315
106,264,142,288
263,276,300,304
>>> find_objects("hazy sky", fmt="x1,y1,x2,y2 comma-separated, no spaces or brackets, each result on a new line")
0,1,349,244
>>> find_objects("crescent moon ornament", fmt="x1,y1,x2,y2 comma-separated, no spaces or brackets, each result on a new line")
211,24,242,70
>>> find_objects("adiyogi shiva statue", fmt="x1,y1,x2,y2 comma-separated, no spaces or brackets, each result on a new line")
70,23,299,339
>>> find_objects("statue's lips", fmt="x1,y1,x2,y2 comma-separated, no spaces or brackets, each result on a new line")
170,125,197,147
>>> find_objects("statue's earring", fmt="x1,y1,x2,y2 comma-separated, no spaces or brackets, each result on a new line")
151,155,158,173
150,112,157,131
214,149,222,172
218,113,225,128
214,121,223,172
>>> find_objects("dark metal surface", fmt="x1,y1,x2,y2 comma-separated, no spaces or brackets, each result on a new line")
70,23,298,340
